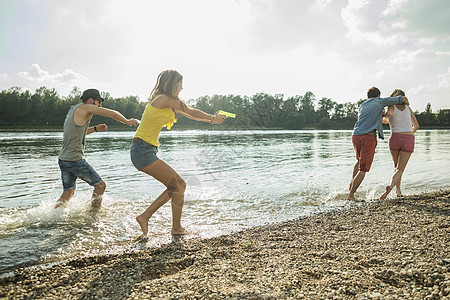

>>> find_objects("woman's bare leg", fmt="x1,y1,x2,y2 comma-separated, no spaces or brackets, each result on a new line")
394,151,412,197
380,151,411,200
136,159,186,236
380,150,399,200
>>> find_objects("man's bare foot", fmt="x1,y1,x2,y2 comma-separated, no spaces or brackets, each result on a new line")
347,195,356,201
136,214,149,236
91,197,102,208
380,185,392,200
171,226,187,235
54,199,68,209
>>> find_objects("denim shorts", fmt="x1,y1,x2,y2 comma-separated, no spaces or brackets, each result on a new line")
130,138,159,171
58,159,102,191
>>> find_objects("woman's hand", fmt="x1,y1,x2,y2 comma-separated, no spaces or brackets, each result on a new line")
210,113,226,124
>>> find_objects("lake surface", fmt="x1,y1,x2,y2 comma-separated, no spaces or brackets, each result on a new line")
0,129,449,274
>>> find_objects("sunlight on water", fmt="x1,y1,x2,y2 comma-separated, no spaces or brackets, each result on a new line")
0,129,449,274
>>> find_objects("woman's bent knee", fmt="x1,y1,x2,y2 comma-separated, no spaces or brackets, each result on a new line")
167,177,186,194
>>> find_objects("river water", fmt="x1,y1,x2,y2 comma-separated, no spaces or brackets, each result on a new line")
0,129,449,274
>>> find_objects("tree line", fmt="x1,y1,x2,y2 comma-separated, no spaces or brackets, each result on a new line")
0,86,449,129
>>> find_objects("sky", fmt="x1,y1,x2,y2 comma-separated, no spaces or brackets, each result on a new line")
0,0,449,111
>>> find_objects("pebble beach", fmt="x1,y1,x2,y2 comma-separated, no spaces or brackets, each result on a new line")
1,190,449,299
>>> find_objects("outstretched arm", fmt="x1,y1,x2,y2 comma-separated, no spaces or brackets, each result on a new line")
169,98,225,124
83,105,138,127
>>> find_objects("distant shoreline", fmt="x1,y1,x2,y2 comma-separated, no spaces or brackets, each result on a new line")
1,190,449,299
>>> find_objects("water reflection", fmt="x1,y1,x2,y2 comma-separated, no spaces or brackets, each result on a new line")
423,130,431,153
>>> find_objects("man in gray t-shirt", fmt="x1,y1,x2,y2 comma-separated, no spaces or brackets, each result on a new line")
56,89,138,208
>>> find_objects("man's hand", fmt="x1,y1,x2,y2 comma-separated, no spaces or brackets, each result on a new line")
127,119,139,127
96,124,108,132
402,96,409,106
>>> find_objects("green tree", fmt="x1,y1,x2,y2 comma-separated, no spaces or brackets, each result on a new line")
332,103,344,120
249,93,283,128
299,91,316,123
437,109,450,126
317,97,335,120
284,111,306,129
319,117,331,129
417,102,437,126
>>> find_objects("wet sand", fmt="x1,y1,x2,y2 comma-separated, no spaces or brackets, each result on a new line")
1,190,449,299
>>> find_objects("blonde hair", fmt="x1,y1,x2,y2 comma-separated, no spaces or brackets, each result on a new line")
150,70,183,100
390,89,405,97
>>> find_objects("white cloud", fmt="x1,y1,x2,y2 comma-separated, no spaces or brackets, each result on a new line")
9,64,91,96
377,49,450,65
383,0,408,16
341,0,406,45
19,64,49,81
19,64,87,85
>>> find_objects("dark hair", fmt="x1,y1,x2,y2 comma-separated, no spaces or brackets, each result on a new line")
390,89,405,97
367,87,381,98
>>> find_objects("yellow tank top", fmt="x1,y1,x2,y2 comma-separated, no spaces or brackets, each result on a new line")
134,98,177,147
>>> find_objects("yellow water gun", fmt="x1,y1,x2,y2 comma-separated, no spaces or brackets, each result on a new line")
218,110,236,118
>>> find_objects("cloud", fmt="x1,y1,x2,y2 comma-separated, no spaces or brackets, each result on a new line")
383,0,408,16
341,0,450,46
19,64,87,85
395,0,450,41
5,64,91,97
341,0,408,45
377,48,450,66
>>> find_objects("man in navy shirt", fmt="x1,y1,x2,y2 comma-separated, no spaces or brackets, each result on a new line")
348,87,409,200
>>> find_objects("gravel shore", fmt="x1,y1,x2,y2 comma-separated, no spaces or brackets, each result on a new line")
1,190,449,299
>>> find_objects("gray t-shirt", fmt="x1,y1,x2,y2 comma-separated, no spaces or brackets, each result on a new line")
59,103,90,161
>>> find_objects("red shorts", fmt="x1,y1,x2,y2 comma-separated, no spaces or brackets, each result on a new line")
389,133,415,153
352,134,377,172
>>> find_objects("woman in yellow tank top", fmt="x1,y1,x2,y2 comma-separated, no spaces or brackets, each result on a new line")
130,70,225,237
